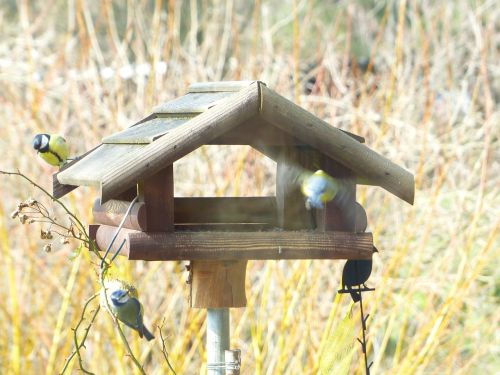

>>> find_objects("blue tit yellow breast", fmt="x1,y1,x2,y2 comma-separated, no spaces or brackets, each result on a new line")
46,135,69,166
39,152,63,166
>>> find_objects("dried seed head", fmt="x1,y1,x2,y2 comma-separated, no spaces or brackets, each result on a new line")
43,244,52,253
41,230,53,239
60,237,70,245
27,198,37,206
10,210,19,219
17,202,27,210
19,214,28,224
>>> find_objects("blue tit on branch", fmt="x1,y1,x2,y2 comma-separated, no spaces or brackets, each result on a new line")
100,279,155,341
32,133,69,167
300,170,341,210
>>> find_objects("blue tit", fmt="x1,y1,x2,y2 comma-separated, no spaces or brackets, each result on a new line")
32,133,69,167
300,170,340,209
100,279,155,341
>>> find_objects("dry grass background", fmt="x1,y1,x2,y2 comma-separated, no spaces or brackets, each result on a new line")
0,0,499,374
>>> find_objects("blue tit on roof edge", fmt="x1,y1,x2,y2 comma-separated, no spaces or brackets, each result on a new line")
32,133,69,167
100,279,155,341
301,170,340,209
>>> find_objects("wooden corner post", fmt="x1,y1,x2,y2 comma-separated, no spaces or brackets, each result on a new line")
138,165,174,232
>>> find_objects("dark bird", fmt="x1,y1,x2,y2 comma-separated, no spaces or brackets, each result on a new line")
341,247,378,302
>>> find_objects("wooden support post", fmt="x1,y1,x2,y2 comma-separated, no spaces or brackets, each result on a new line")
190,261,247,308
138,165,174,232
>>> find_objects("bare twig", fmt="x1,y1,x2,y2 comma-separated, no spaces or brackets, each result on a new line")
159,321,177,375
0,170,102,260
60,293,100,375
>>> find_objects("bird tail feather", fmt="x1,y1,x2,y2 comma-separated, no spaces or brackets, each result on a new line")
142,325,155,341
349,290,361,303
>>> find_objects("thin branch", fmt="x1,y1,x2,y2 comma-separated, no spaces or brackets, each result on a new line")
159,322,177,375
60,293,100,375
100,196,138,269
0,170,103,260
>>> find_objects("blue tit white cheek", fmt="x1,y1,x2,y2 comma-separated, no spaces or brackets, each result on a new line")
40,135,49,149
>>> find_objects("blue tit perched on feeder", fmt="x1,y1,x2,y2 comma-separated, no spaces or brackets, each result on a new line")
301,170,340,209
32,133,69,167
100,279,155,341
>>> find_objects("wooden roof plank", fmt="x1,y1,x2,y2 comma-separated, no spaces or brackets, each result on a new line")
102,116,193,144
153,91,234,114
188,80,266,93
259,84,415,204
56,143,146,187
99,82,262,202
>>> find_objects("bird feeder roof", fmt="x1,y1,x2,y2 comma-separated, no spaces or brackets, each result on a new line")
55,80,414,204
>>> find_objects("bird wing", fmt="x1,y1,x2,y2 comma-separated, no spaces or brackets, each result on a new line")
301,173,328,197
129,297,146,337
49,134,69,161
331,178,355,206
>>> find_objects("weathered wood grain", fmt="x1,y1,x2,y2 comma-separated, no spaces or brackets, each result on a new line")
102,117,192,144
259,84,414,204
92,225,373,261
153,92,234,113
138,166,174,232
190,260,247,308
57,143,145,188
92,199,147,231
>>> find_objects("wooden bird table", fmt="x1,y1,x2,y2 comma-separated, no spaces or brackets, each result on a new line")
87,155,373,374
52,81,416,373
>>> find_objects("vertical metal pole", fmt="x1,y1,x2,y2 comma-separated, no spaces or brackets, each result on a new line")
207,308,230,375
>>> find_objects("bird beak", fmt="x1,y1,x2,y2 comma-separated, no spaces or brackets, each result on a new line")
373,246,379,253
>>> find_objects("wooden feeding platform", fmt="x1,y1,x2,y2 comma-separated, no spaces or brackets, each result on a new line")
53,80,414,309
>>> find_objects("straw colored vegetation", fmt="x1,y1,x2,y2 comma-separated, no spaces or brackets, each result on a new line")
0,0,498,374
